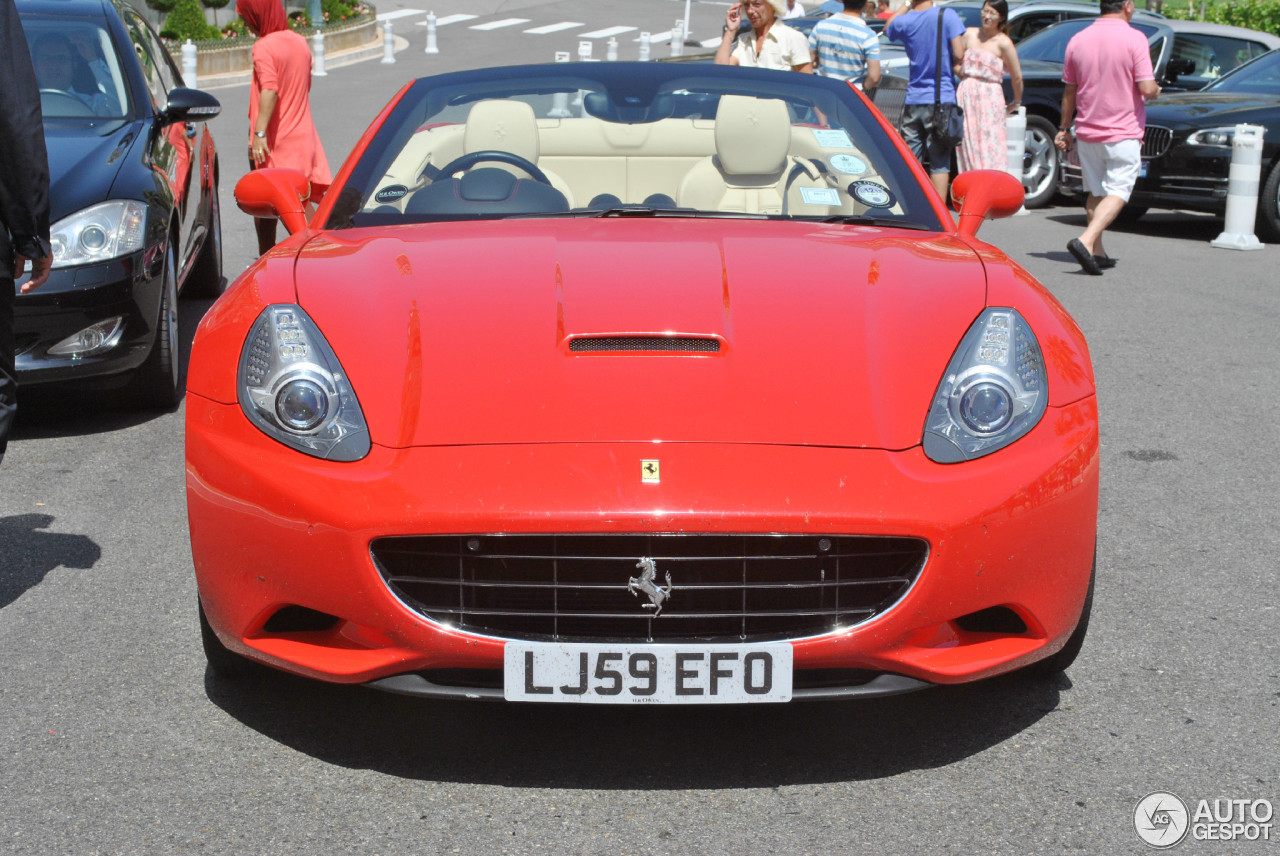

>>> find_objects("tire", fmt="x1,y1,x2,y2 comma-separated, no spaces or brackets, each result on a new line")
133,242,182,410
199,598,266,679
1025,553,1095,677
187,176,224,298
1022,114,1061,209
1257,159,1280,244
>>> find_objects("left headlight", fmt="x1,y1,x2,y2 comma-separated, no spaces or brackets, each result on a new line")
923,308,1048,463
49,200,146,268
237,305,371,461
1187,127,1235,148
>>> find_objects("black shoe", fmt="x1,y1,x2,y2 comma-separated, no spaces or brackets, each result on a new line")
1068,239,1102,275
1094,255,1117,270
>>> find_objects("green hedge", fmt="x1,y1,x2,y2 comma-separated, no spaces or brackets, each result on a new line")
1165,0,1280,37
160,0,220,41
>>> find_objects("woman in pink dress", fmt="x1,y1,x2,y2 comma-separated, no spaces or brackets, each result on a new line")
954,0,1023,173
237,0,332,254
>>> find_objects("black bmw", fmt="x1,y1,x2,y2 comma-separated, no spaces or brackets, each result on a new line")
14,0,222,408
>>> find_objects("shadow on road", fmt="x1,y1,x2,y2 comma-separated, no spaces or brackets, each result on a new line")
205,667,1066,788
0,513,101,609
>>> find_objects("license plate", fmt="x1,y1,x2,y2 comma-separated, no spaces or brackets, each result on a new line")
504,642,793,704
1139,162,1148,178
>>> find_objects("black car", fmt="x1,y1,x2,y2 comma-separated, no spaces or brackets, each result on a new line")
1063,48,1280,241
14,0,222,408
1006,16,1278,208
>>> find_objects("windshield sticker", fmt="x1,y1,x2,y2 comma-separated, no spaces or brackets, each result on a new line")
812,129,855,149
374,185,408,203
850,181,894,209
829,154,869,175
800,187,841,206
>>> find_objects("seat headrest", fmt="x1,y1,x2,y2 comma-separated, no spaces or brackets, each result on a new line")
715,96,791,176
464,100,540,163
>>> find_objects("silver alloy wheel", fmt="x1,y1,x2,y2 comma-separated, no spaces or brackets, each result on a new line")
1022,120,1059,208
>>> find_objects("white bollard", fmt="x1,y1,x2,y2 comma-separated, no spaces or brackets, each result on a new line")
311,30,327,76
670,20,683,57
606,36,618,62
424,11,438,54
1211,124,1266,250
549,51,572,118
638,32,651,62
1005,106,1028,215
683,0,692,43
381,20,395,64
181,39,198,89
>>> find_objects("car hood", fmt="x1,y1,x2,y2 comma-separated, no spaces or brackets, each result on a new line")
1018,59,1067,81
293,219,987,450
43,120,139,223
1145,92,1280,129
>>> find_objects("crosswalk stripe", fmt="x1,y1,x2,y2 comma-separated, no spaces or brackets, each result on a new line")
433,13,477,26
524,21,584,34
376,9,425,21
641,30,677,42
470,17,532,31
577,25,637,39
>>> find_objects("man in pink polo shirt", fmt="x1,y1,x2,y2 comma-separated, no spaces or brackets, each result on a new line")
1054,0,1160,275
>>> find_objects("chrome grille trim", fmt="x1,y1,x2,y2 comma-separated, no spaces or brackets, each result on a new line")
569,336,720,353
1142,125,1173,160
372,534,928,643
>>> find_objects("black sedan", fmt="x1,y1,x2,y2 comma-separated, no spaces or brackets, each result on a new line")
1065,48,1280,241
14,0,222,408
1007,16,1279,208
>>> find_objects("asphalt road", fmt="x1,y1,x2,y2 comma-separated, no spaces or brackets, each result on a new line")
2,1,1279,853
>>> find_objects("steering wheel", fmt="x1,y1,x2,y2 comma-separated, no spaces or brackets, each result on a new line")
431,150,552,186
40,88,94,117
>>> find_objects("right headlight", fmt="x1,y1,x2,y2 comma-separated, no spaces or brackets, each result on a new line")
237,305,371,461
49,200,146,268
923,308,1047,463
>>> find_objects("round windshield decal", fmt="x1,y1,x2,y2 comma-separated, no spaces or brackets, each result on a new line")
850,181,894,209
374,185,408,203
829,155,868,176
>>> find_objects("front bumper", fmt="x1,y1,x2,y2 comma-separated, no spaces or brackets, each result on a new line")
1059,140,1232,213
13,250,162,386
187,392,1099,697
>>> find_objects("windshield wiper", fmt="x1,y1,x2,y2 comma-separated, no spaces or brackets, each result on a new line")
814,214,933,231
504,207,767,220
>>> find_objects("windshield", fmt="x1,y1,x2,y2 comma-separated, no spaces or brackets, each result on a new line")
21,15,130,120
1202,47,1280,92
1017,18,1158,64
328,64,942,231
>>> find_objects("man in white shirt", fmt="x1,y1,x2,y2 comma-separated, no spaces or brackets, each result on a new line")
784,0,807,18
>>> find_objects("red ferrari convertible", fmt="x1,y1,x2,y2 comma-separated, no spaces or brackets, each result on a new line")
186,62,1098,704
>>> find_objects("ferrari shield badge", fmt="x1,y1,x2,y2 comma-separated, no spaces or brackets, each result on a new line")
641,459,660,483
628,558,673,616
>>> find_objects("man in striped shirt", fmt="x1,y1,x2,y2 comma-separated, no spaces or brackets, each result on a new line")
808,0,882,91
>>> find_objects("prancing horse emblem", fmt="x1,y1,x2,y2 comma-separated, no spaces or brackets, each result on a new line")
628,558,673,616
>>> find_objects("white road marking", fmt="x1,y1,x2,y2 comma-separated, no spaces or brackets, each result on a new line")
376,9,425,21
470,17,532,30
577,25,638,39
525,21,584,34
433,13,477,26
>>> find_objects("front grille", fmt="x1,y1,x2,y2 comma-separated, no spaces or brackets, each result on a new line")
1142,126,1173,160
569,336,720,353
372,534,927,642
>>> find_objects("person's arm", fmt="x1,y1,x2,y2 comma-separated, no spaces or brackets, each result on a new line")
715,6,742,66
1002,35,1023,109
1055,82,1076,151
788,27,813,73
1138,79,1160,100
250,89,278,165
865,58,882,91
0,0,52,292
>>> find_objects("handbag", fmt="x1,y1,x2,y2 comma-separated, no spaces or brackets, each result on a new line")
932,8,965,148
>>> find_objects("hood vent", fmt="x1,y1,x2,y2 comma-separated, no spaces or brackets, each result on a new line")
569,336,720,354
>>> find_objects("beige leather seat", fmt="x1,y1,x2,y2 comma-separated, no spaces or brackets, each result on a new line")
676,95,829,215
463,100,575,207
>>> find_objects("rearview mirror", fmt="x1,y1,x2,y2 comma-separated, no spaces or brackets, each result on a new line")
950,170,1025,237
235,168,312,234
1165,57,1196,79
162,87,221,124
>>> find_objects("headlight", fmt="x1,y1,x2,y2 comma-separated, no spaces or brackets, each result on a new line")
49,200,146,269
1187,127,1235,148
923,308,1048,463
237,305,371,461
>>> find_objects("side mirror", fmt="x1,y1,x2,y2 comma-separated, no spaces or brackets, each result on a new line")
162,87,221,124
235,168,312,234
951,169,1025,237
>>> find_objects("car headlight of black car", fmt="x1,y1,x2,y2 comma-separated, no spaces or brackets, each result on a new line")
923,308,1048,463
237,305,371,461
1187,126,1236,148
49,200,146,268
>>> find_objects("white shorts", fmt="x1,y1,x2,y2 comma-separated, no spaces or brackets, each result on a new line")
1076,138,1142,202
